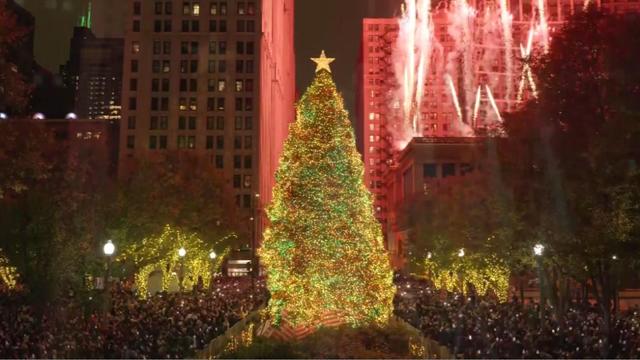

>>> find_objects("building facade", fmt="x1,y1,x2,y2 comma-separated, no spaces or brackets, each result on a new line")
360,0,640,241
119,0,294,246
62,26,124,121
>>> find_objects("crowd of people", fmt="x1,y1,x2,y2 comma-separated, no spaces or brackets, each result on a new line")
394,276,640,358
0,277,266,358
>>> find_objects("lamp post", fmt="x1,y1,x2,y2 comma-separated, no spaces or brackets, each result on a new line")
103,240,115,313
457,248,465,296
533,243,545,317
178,247,186,292
209,250,217,289
251,193,260,293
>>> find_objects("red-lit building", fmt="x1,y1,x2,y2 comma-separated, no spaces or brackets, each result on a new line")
360,0,640,265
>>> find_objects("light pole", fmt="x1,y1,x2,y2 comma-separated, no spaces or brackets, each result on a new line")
533,243,545,317
209,250,217,289
457,248,465,296
103,240,115,313
178,247,186,292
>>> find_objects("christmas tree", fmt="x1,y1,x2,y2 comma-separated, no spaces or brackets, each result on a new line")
260,51,395,327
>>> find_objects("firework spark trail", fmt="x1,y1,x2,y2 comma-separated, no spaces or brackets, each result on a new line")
446,74,463,122
446,0,476,125
517,28,537,101
485,85,502,122
473,85,482,126
536,0,550,52
498,0,514,109
414,0,434,134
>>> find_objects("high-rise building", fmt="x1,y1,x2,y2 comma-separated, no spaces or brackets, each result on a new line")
61,26,124,121
360,0,640,237
119,0,295,242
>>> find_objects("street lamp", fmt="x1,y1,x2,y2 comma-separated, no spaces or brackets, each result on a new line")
178,247,186,292
427,252,432,259
103,240,115,313
458,248,465,257
533,243,546,314
209,250,217,260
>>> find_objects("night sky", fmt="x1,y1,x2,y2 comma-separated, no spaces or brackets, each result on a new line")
19,0,401,115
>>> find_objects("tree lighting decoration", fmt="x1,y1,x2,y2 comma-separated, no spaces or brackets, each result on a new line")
424,252,510,301
119,225,232,298
260,52,395,327
0,248,17,289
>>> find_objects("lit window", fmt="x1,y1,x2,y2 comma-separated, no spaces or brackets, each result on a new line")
235,80,243,92
218,80,226,92
192,3,200,15
132,41,140,53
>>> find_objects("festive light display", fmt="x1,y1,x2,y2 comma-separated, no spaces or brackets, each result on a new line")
424,252,510,301
119,225,232,298
260,53,396,327
0,249,17,289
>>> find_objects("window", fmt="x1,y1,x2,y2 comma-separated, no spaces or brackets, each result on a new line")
244,136,252,149
216,97,225,110
237,20,245,32
151,97,159,111
218,41,227,54
181,41,189,54
129,97,137,110
219,20,227,32
162,60,170,73
234,116,243,130
218,60,226,73
210,3,217,15
206,136,214,149
192,2,200,15
208,79,216,92
132,41,140,53
191,41,198,54
189,79,197,92
183,1,190,14
209,41,216,54
243,194,251,208
191,20,199,32
216,135,224,149
127,135,135,149
165,2,172,14
133,2,141,15
215,155,223,169
236,60,244,73
179,98,187,111
133,20,141,32
131,60,139,72
246,60,254,73
149,136,158,149
220,2,227,15
159,116,168,129
189,98,197,111
155,1,163,14
150,116,159,130
237,2,245,14
245,79,253,92
247,20,255,32
190,60,198,73
218,79,226,92
182,20,190,32
244,116,252,130
234,155,241,169
206,117,215,129
161,98,169,111
208,60,216,73
423,164,437,178
234,136,241,149
246,42,254,55
152,60,161,73
159,135,167,149
207,98,215,111
235,80,243,92
177,135,187,149
233,175,241,188
236,41,244,54
244,97,252,111
247,2,255,15
153,41,161,54
127,116,136,130
442,163,456,178
216,116,224,130
130,78,138,91
164,20,172,32
179,116,187,130
162,79,170,92
244,156,252,169
235,98,243,111
188,116,196,130
244,175,252,188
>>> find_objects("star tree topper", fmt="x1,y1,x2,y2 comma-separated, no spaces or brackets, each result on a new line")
311,50,335,73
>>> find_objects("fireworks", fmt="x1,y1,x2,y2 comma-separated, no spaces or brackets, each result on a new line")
389,0,560,148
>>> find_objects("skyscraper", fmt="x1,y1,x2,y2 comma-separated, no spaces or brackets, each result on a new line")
62,25,124,121
360,0,640,234
119,0,295,242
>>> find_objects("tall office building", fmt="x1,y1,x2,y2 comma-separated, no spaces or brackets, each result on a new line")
360,0,640,235
119,0,295,239
62,25,124,120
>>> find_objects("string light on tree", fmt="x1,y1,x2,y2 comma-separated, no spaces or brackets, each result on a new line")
260,51,395,327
